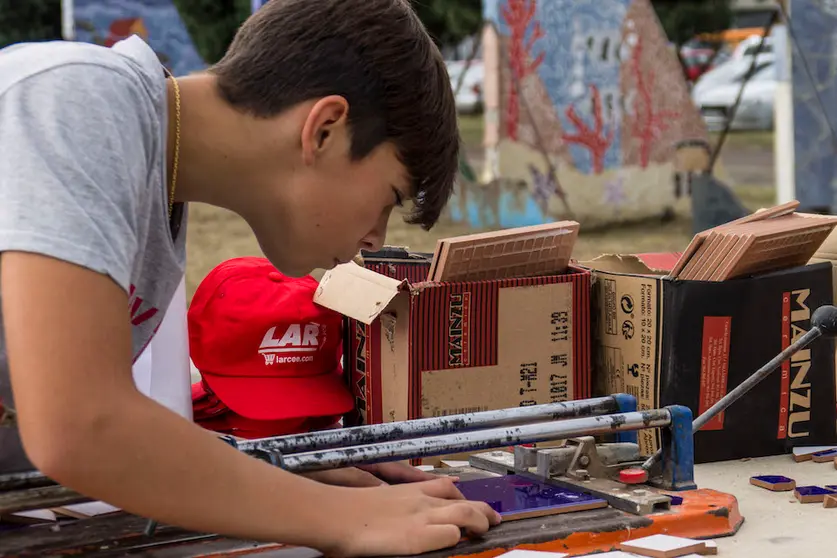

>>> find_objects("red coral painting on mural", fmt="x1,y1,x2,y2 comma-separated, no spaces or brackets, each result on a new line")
561,85,615,174
501,0,544,141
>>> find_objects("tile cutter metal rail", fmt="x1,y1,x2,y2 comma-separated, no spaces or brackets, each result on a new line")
0,395,632,512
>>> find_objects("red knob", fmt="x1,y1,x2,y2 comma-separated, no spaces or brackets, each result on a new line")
619,468,648,484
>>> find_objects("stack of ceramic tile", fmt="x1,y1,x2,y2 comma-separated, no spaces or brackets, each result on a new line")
427,221,580,282
669,201,837,282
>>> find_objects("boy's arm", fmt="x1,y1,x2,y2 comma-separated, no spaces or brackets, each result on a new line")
3,249,500,555
3,250,336,542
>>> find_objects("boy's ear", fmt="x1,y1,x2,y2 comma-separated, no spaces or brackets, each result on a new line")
300,95,350,165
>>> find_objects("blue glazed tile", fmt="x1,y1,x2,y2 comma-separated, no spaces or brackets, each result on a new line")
454,474,606,516
812,449,837,457
825,485,837,492
668,495,684,506
795,485,833,497
749,475,795,491
752,475,793,484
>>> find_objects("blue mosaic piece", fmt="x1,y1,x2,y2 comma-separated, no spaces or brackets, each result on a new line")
752,475,794,484
668,495,684,506
750,475,795,491
454,474,607,517
812,449,837,461
794,485,835,503
796,485,833,496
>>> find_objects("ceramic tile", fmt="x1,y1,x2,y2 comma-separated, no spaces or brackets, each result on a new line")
701,540,718,555
429,221,579,282
811,448,837,462
794,485,834,503
668,207,837,282
669,201,799,278
454,474,607,521
792,445,837,462
824,494,837,508
749,474,796,491
617,533,706,558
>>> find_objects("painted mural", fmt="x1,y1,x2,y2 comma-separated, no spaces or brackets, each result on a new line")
789,0,837,212
452,0,709,229
67,0,205,77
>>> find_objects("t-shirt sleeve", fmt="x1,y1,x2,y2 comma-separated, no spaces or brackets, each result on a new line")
0,63,153,292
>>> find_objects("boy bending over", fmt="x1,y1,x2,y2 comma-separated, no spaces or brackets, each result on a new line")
0,0,499,555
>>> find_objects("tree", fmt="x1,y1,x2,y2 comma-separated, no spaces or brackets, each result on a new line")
651,0,732,48
0,0,62,49
651,0,733,80
171,0,251,64
410,0,482,48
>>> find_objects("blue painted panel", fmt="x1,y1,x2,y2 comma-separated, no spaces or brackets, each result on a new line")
789,0,837,210
72,0,205,77
486,0,631,174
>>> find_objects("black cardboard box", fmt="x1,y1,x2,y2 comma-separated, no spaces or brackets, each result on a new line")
580,253,837,463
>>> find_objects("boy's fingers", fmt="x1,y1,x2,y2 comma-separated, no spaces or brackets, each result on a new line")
426,502,493,535
371,462,437,483
416,477,466,500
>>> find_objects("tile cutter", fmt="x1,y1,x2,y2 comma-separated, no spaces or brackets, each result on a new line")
2,304,836,556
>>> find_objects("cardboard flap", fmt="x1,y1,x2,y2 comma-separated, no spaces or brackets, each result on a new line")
578,253,674,276
314,262,406,325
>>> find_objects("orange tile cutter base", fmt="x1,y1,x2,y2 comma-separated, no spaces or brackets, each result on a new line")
422,443,742,558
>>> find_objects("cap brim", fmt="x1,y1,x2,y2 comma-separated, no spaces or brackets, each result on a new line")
200,370,354,421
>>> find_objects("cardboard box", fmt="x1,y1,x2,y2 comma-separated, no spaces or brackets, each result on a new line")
581,253,837,463
317,259,592,433
341,248,433,426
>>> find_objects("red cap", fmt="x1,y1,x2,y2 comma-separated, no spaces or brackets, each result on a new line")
188,257,353,421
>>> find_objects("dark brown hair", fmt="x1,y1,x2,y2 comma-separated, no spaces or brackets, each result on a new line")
210,0,459,230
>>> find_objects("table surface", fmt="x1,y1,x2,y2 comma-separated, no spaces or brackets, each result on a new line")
694,454,835,556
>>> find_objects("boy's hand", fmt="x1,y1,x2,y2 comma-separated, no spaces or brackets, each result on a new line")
302,462,437,487
358,461,438,483
302,467,385,487
322,476,501,557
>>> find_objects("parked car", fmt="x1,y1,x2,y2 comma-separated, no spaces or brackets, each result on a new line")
731,34,774,59
446,59,483,114
691,54,776,131
679,38,731,84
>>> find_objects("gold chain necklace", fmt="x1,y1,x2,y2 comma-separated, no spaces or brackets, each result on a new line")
165,70,181,219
